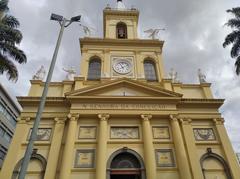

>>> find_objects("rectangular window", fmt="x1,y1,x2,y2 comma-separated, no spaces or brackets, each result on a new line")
0,150,6,160
0,103,6,114
0,127,4,136
0,102,17,127
3,132,11,143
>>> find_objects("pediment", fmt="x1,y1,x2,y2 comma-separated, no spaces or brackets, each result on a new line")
66,79,182,98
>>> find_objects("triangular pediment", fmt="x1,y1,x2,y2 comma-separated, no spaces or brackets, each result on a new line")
66,79,182,98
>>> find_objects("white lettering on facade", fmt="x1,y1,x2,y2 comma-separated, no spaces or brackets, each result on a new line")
76,103,175,110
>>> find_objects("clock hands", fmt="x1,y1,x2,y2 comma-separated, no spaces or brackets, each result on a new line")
113,60,131,74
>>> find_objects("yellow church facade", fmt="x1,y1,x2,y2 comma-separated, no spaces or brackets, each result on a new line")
1,3,240,179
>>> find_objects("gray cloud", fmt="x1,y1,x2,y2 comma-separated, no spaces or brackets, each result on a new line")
0,0,239,152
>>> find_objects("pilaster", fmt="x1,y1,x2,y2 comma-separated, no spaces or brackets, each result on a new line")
213,118,240,178
44,117,67,179
141,114,156,179
169,115,192,179
180,118,204,179
96,113,110,179
156,51,164,80
59,114,79,179
103,49,110,78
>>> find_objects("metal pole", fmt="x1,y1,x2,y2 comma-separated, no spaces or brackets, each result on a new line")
18,18,66,179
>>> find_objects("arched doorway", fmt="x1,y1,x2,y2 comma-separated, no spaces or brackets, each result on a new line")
107,148,146,179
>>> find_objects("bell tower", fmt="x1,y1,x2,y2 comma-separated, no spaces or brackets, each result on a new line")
80,0,164,82
103,0,139,39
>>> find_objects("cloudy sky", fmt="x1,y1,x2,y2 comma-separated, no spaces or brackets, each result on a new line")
1,0,240,152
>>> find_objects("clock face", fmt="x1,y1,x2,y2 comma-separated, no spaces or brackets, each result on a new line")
113,60,132,74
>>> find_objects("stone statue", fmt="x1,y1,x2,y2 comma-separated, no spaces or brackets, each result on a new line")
32,65,46,80
198,68,207,83
117,0,126,9
79,23,96,37
63,66,76,81
168,68,179,83
144,28,165,39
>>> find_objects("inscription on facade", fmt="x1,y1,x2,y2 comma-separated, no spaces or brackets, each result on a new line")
152,127,170,139
155,149,175,167
74,149,95,168
76,103,175,110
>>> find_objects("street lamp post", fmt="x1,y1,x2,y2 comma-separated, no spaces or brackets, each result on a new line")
18,13,81,179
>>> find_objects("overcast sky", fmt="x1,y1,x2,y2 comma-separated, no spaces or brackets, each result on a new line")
1,0,240,152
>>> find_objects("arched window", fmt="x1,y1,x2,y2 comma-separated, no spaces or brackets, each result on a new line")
116,22,127,39
12,149,47,179
144,59,157,81
200,148,232,179
87,57,101,80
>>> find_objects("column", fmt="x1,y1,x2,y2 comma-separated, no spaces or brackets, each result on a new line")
180,118,204,179
141,114,156,179
96,114,110,179
213,118,240,178
0,117,29,179
169,115,192,179
44,117,66,179
59,114,78,179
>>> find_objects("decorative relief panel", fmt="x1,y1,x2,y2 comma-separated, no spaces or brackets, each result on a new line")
78,126,97,139
74,149,95,168
28,128,52,141
193,128,216,141
110,127,139,139
152,126,170,139
155,149,175,167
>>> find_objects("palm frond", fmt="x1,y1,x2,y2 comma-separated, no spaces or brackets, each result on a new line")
227,7,240,19
225,18,240,29
0,0,9,12
223,30,240,48
1,15,20,28
0,24,23,43
0,42,27,64
0,53,18,81
235,56,240,75
230,37,240,58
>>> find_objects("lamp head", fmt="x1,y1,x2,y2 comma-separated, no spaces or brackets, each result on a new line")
71,15,81,22
50,13,63,21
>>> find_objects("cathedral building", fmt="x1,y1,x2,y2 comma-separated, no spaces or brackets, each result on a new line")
0,1,240,179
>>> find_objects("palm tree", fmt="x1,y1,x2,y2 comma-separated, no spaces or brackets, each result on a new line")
223,7,240,75
0,0,26,81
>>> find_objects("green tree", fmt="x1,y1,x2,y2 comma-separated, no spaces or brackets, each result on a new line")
0,0,26,81
223,7,240,75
